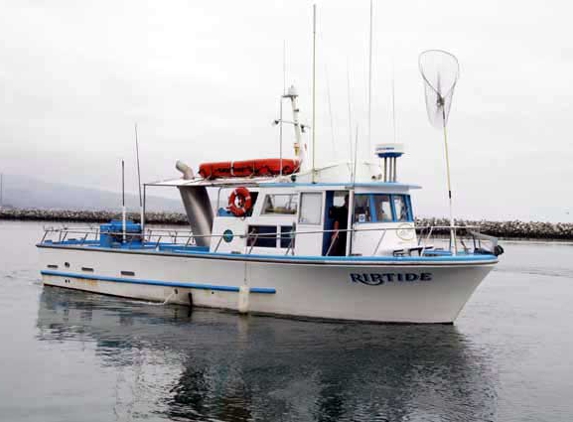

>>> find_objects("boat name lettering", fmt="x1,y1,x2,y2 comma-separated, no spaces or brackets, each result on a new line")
349,272,433,285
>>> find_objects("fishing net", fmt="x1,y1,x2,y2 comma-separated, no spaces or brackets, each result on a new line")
419,50,460,129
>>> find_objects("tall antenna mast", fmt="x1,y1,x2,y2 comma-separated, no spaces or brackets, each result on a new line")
134,123,144,231
391,62,397,143
419,49,460,254
352,126,359,185
279,40,286,177
347,63,353,168
121,159,126,243
283,40,287,95
325,65,336,158
367,0,374,152
311,4,317,183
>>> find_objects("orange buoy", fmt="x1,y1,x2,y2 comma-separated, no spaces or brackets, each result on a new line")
228,187,253,217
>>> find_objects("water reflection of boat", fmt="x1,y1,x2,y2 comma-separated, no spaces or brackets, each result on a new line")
36,288,498,421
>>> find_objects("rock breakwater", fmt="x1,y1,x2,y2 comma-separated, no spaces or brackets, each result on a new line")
1,208,572,240
0,208,188,225
416,217,573,241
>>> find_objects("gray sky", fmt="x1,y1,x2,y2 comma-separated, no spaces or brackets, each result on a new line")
1,0,572,222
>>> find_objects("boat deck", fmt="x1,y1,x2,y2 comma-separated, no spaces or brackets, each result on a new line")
38,238,498,264
37,224,500,264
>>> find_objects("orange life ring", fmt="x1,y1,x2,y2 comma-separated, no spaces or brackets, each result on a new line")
228,187,253,217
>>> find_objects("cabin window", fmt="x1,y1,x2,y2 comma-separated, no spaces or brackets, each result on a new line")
393,195,410,222
353,194,412,223
247,225,277,248
280,226,294,248
353,195,372,223
262,194,298,215
298,193,322,225
372,195,393,222
246,192,259,217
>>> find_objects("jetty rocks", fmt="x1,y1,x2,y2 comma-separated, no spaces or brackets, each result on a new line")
0,208,187,225
416,217,573,241
1,208,572,240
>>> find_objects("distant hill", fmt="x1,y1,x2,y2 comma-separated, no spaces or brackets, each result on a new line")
0,174,184,212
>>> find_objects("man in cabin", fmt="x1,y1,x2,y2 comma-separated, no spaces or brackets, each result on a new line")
330,195,349,256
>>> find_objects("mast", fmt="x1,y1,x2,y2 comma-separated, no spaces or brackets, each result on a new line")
121,159,126,243
311,4,317,183
367,0,374,152
279,40,286,177
347,64,353,171
134,123,144,231
283,86,305,167
391,62,397,143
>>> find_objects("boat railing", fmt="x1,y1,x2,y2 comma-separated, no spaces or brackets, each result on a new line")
39,224,500,257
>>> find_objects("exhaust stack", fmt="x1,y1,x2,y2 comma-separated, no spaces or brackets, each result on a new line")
176,161,213,247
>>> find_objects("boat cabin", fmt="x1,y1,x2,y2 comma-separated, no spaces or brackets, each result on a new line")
205,182,419,258
148,141,421,258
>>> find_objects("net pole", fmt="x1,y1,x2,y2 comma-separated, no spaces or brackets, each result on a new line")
442,107,456,255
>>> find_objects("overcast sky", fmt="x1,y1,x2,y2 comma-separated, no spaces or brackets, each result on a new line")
1,0,572,222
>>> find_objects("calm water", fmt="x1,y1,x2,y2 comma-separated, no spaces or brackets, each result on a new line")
1,221,573,422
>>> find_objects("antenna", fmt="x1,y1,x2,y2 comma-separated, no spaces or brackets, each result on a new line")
347,63,353,168
311,4,317,183
367,0,374,152
279,41,286,177
279,97,284,177
121,159,126,243
391,61,397,143
419,49,460,254
352,126,359,185
325,65,336,159
134,123,143,230
283,40,287,96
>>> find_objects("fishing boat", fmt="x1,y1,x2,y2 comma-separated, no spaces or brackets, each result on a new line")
37,76,503,324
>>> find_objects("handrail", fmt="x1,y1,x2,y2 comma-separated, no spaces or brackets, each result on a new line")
39,224,494,257
40,224,480,242
372,230,387,255
325,230,338,256
421,226,434,256
247,229,259,255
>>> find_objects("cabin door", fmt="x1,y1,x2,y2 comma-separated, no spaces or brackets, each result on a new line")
323,191,349,256
294,191,325,256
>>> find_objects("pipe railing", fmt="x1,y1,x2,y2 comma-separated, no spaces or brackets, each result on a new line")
40,224,492,257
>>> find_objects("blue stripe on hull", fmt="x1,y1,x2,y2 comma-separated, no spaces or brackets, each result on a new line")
40,270,276,294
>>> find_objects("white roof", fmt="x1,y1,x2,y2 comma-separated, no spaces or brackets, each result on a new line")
146,161,421,190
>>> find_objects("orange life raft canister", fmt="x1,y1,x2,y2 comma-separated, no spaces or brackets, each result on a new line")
199,158,300,180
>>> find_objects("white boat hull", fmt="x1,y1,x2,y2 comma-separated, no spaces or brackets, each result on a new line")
38,245,495,324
